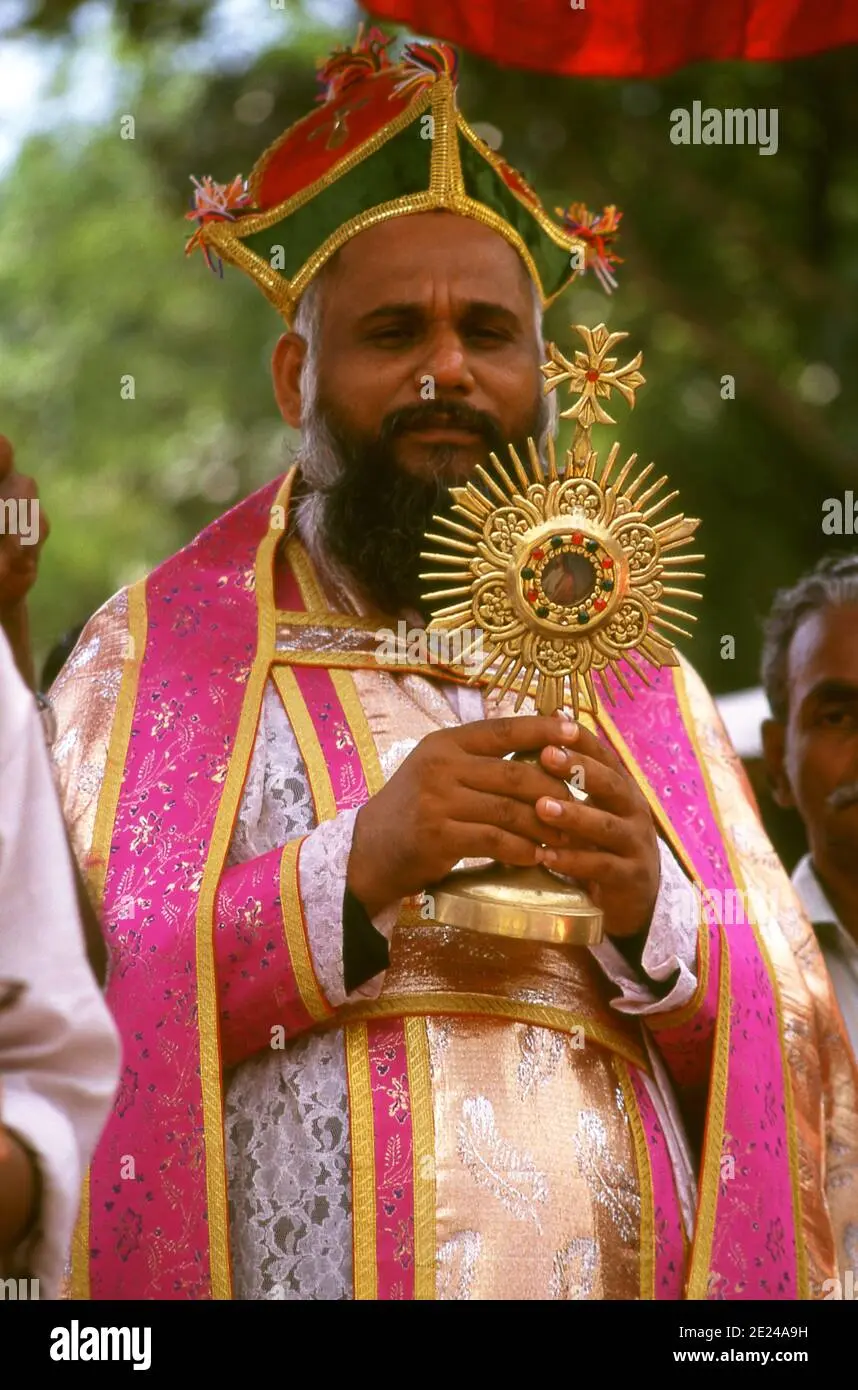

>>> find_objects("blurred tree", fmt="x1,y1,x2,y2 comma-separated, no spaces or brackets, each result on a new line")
5,0,211,41
0,1,856,702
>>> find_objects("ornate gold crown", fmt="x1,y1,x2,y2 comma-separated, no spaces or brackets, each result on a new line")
184,27,623,323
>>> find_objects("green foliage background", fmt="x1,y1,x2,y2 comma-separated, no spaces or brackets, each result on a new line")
1,0,857,700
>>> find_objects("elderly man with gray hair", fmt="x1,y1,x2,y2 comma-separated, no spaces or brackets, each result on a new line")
761,554,858,1061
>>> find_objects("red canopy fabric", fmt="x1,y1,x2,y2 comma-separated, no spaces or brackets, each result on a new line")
365,0,858,77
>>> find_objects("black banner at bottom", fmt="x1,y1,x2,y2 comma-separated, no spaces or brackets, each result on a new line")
2,1295,852,1378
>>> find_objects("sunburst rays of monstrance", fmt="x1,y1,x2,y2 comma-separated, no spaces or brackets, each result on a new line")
419,323,704,946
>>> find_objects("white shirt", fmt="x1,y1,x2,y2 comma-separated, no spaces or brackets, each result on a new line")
792,853,858,1062
0,629,120,1297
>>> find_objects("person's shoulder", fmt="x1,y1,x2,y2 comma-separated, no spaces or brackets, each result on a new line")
673,650,725,722
48,586,131,702
675,649,708,689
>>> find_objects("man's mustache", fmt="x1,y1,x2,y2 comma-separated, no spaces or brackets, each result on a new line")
826,781,858,810
379,400,507,453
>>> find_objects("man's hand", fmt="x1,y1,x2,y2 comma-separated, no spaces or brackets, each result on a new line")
0,1106,39,1262
347,714,578,917
534,724,660,939
0,437,49,690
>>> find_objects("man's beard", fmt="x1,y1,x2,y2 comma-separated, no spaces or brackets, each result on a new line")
295,395,550,618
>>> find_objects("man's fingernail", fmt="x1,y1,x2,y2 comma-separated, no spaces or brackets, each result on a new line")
542,798,564,817
545,745,566,764
541,848,558,865
560,720,578,739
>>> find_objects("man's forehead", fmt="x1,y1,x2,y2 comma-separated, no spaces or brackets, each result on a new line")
789,604,858,693
326,212,532,311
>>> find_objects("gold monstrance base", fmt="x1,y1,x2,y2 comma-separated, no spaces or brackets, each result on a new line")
429,863,604,946
420,322,703,950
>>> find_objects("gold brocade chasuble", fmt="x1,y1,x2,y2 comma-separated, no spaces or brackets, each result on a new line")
49,473,858,1300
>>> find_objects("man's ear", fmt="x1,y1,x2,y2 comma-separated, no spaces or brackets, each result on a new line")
761,718,795,809
272,332,306,428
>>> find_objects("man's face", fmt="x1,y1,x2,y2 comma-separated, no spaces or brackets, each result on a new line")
307,211,544,481
763,604,858,876
272,212,548,612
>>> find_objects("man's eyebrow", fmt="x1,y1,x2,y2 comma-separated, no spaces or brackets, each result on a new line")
460,301,524,329
801,678,858,707
357,302,422,324
356,300,524,328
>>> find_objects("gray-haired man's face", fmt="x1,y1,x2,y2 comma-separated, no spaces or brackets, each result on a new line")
765,604,858,876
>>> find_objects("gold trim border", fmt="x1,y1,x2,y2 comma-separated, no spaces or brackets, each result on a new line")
279,837,335,1023
328,668,387,796
340,993,649,1073
274,609,383,630
284,533,331,612
429,74,463,199
271,644,486,684
272,666,338,823
345,1021,378,1300
71,578,148,1301
405,1016,436,1301
615,1058,655,1301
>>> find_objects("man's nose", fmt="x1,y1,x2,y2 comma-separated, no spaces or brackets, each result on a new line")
416,327,476,393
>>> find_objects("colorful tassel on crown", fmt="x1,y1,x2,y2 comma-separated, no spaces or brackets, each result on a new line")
392,40,459,99
557,203,623,294
185,174,252,277
315,24,393,103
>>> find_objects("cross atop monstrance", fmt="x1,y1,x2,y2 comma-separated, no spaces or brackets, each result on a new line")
541,323,645,465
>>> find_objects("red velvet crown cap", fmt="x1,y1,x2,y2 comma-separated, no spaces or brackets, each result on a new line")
251,67,420,208
186,28,620,322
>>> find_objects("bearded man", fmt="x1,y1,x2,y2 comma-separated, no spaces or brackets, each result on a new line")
44,31,857,1300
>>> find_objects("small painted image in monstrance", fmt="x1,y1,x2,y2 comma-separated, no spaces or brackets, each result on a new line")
420,323,704,946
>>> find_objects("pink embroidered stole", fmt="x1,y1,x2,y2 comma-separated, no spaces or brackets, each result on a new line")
77,477,284,1299
598,666,800,1298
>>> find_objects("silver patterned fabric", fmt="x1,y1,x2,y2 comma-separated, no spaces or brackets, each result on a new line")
224,676,699,1299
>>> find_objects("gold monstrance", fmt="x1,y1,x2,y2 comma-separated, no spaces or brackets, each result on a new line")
419,323,704,946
